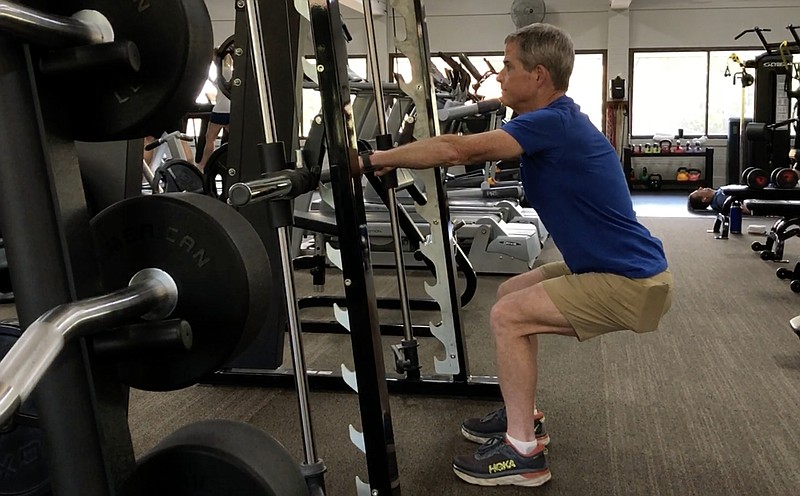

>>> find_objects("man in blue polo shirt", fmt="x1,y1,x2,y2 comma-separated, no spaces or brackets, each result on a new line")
361,22,673,488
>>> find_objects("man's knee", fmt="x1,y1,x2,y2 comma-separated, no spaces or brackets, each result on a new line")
490,287,546,335
491,281,576,339
496,280,514,301
489,300,517,338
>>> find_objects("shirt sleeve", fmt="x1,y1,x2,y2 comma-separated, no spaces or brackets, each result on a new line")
710,188,726,212
500,109,564,157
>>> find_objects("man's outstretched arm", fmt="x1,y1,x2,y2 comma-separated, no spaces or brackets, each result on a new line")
366,129,524,174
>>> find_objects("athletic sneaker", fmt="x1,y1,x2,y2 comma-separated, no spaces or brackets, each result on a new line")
461,406,550,445
452,436,551,487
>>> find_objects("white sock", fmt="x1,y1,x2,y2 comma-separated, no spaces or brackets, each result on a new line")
505,433,538,455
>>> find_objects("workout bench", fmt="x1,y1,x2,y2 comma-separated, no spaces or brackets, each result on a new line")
743,199,800,293
713,185,800,238
743,200,800,261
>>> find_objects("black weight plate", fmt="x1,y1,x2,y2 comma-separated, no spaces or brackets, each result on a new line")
204,144,229,202
120,420,307,496
0,323,49,496
91,194,272,391
52,0,212,141
215,35,236,100
155,159,205,193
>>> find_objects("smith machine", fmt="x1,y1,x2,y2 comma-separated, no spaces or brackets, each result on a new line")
198,0,505,494
212,0,497,396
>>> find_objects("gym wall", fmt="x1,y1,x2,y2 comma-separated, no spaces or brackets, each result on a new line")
203,0,800,187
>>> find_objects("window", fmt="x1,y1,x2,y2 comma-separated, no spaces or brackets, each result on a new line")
631,49,763,137
708,50,762,135
391,52,605,131
301,56,368,136
568,53,605,131
391,55,503,100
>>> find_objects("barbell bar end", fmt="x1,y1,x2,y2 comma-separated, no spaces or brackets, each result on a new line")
228,183,253,208
128,268,178,322
71,9,114,44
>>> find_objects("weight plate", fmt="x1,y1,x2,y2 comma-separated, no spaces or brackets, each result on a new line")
120,420,307,496
215,35,236,100
91,194,272,391
50,0,213,141
155,159,205,193
204,144,229,202
0,324,49,496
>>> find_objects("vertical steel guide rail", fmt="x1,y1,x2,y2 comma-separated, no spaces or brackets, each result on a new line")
243,0,323,481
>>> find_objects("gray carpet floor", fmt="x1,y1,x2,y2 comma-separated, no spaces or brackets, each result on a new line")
125,209,800,496
3,200,800,495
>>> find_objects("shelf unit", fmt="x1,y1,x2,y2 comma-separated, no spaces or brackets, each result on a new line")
623,147,714,190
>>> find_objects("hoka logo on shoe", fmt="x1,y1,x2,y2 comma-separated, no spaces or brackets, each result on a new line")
488,459,517,473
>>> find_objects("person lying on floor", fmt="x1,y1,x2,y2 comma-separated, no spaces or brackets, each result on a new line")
687,187,750,214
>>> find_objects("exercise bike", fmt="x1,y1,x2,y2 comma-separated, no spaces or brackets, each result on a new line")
143,131,205,194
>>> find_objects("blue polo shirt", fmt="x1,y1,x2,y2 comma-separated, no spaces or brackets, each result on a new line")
501,95,667,278
710,188,727,213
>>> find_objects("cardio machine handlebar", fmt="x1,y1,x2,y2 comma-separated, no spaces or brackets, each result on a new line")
144,131,193,151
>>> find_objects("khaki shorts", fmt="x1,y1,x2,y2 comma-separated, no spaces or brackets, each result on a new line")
539,262,673,342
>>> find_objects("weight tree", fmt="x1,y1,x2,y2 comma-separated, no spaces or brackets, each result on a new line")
0,2,308,494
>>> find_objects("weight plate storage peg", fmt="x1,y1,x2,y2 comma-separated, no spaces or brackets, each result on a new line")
47,0,213,141
120,420,308,496
91,194,272,391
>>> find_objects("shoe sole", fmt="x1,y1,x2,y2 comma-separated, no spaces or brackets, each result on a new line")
453,466,552,487
461,427,551,446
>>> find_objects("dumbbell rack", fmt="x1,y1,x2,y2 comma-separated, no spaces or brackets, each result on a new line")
623,147,715,190
0,38,135,495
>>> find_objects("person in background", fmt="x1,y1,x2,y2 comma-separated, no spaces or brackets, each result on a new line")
688,187,750,214
197,48,233,172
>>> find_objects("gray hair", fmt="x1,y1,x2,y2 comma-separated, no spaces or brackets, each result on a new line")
504,23,575,91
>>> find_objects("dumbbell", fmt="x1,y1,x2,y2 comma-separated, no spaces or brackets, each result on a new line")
743,167,769,189
741,167,755,184
771,168,799,189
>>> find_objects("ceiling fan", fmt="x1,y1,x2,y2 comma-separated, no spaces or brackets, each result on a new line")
511,0,546,28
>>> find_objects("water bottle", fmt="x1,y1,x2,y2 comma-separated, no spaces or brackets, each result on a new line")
730,201,742,234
